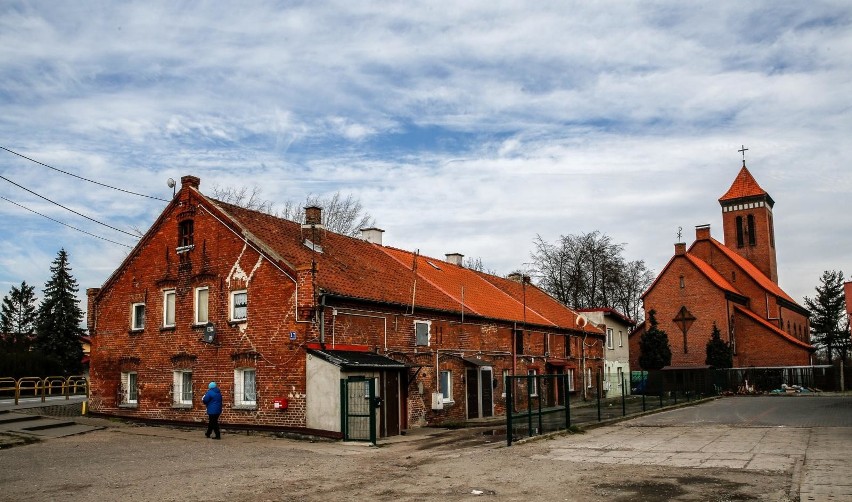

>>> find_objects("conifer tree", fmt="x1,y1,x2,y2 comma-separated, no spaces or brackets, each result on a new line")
34,249,84,374
705,322,733,368
638,309,672,370
804,270,846,365
0,281,38,351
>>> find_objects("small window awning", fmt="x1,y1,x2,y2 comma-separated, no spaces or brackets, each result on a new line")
308,349,412,370
461,356,490,367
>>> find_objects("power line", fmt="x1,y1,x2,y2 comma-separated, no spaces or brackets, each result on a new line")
0,146,171,202
1,196,135,248
0,174,140,238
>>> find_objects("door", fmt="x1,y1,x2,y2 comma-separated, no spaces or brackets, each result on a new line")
340,377,376,444
382,371,400,437
466,368,480,419
480,368,493,418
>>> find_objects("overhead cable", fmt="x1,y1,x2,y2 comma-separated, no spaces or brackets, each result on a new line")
0,146,170,202
0,174,140,238
1,196,135,248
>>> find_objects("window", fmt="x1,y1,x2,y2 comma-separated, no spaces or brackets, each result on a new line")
747,214,756,246
439,370,453,403
515,330,524,355
163,290,176,327
234,368,257,407
567,369,575,391
231,290,247,321
131,303,145,331
679,275,685,289
415,321,430,346
606,328,614,349
736,216,744,248
121,371,138,405
617,367,623,388
178,219,194,248
564,335,571,357
528,369,538,396
173,370,193,406
618,330,623,347
195,287,209,324
586,367,592,388
502,369,510,397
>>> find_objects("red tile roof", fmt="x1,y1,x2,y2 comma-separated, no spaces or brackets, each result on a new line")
733,305,814,350
719,166,768,202
683,253,742,297
209,198,600,333
701,237,799,305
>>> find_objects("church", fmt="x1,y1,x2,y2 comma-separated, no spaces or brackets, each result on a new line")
630,162,814,369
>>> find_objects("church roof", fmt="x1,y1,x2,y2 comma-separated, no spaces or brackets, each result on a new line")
718,165,770,202
641,251,742,300
733,305,814,350
703,237,799,306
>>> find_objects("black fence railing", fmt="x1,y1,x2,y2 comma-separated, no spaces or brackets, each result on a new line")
506,371,717,446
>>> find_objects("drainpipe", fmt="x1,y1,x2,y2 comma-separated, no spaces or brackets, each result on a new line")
319,294,326,347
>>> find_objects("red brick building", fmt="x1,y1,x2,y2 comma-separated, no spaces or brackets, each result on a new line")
87,175,603,439
630,165,813,369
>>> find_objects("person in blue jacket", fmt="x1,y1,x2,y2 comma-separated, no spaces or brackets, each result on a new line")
202,381,223,439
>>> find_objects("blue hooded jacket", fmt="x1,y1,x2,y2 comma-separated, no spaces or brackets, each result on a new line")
202,386,223,415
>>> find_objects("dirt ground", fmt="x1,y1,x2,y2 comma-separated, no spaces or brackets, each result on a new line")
0,420,791,502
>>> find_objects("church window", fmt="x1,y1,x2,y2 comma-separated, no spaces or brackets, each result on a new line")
735,216,744,248
679,276,685,289
747,214,756,246
731,271,736,282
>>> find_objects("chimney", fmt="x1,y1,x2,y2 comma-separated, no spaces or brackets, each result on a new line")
695,224,711,241
675,242,687,256
304,206,323,226
507,272,530,283
360,227,384,245
180,175,200,190
445,253,464,266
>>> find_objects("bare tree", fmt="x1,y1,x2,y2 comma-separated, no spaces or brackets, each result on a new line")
464,256,497,275
530,231,653,322
210,185,375,237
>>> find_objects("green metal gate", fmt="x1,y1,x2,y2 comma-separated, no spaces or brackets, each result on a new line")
340,377,376,444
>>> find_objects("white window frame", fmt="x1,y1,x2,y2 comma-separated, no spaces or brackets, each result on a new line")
414,320,431,347
586,367,593,388
528,369,538,397
231,289,247,322
619,330,623,347
121,371,138,405
567,369,575,391
163,290,176,328
194,287,209,325
131,303,145,331
234,368,257,407
606,328,614,349
173,370,193,406
439,370,453,403
617,367,624,388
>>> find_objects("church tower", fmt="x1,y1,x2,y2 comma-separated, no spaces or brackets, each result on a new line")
718,164,778,284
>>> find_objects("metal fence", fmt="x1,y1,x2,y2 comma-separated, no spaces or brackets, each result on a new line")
0,375,88,405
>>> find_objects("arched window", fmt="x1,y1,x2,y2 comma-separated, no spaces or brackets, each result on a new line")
735,216,744,248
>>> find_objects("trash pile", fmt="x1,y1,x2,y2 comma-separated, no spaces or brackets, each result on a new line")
769,383,820,394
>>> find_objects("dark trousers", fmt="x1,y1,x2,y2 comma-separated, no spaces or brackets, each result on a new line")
205,413,221,438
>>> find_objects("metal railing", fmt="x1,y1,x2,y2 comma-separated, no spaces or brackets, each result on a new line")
0,375,88,405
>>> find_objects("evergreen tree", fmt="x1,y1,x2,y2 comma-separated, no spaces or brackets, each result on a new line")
34,249,84,374
0,281,38,351
705,322,733,368
804,270,846,365
638,309,672,370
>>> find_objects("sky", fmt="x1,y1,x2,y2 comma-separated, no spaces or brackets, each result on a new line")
1,1,850,314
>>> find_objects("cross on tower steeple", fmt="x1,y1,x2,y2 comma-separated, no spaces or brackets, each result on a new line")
738,145,749,167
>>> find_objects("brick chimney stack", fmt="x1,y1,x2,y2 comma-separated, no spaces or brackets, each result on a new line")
445,253,464,266
695,224,711,241
181,175,200,189
675,242,687,256
304,206,322,226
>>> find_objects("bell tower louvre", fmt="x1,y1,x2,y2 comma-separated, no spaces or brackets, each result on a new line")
718,163,778,284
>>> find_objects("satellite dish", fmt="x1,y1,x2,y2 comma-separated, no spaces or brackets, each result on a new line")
575,314,587,328
167,178,176,188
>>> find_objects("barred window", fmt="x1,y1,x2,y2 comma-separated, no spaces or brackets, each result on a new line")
173,370,193,405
